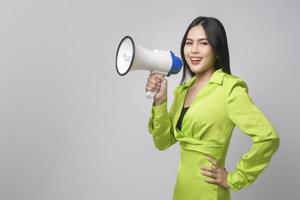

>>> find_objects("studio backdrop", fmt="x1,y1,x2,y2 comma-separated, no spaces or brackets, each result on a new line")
0,0,299,199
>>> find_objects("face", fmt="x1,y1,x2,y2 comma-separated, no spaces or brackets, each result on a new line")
184,25,216,74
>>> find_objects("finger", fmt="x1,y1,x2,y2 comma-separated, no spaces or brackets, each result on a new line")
207,156,218,165
146,81,158,88
156,74,164,79
151,72,161,77
149,72,155,79
149,72,159,80
207,156,219,167
152,72,161,77
147,77,160,84
204,178,218,185
153,74,163,82
154,74,165,83
201,170,217,179
201,166,217,173
155,77,162,83
146,81,160,89
146,86,157,92
147,80,160,88
146,81,159,89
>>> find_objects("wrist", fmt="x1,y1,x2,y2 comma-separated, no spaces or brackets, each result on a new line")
153,98,167,106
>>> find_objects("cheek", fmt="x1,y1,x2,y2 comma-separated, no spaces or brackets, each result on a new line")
202,46,214,57
204,55,216,68
203,48,216,61
183,46,189,58
206,56,215,66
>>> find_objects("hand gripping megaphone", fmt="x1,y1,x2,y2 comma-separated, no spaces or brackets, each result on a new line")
115,36,182,99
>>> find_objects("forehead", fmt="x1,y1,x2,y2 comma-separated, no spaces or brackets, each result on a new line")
187,25,206,39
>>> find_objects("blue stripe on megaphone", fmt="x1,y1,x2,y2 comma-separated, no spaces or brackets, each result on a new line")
168,51,183,76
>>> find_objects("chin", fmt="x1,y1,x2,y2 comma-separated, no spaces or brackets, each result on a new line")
189,65,211,74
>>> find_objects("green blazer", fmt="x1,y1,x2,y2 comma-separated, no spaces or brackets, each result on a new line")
148,68,280,191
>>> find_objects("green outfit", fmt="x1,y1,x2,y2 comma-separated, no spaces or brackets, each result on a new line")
148,68,280,200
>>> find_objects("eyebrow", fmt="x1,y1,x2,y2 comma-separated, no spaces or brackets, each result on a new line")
186,38,207,41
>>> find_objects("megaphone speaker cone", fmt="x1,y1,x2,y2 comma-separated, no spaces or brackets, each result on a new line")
115,36,135,76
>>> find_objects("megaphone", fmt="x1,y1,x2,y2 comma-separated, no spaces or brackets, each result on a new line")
115,35,182,99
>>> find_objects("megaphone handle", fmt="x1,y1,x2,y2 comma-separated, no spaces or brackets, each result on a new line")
145,70,164,99
145,90,158,99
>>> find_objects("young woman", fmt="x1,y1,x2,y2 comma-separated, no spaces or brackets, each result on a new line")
146,16,280,200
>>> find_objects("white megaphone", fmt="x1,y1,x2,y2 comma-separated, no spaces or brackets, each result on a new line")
115,35,182,99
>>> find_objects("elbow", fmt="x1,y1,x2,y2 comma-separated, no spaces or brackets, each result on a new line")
266,128,280,151
156,146,167,151
266,131,280,154
154,142,169,151
272,135,280,153
271,127,280,151
153,137,173,151
151,129,175,151
255,130,280,154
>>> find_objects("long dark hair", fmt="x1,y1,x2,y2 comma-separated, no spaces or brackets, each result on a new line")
180,16,231,84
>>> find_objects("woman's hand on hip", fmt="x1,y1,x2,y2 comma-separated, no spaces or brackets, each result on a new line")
200,156,230,190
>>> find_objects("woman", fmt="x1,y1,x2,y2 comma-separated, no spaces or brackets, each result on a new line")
146,16,280,200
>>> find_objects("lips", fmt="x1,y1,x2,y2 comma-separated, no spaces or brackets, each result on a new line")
190,57,202,65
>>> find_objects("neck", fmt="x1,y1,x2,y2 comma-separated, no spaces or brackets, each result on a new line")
194,67,215,87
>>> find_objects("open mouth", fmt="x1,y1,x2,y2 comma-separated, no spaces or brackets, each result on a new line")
190,57,203,65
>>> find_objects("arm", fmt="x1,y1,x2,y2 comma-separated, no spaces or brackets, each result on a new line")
226,79,280,191
147,95,178,151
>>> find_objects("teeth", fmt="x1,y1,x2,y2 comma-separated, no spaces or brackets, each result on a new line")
190,57,202,61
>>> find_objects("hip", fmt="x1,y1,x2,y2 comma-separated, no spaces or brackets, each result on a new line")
172,148,230,200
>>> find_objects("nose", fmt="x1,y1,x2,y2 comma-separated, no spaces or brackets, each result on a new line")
191,44,199,54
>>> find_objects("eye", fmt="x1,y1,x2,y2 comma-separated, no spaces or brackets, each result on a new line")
200,42,208,45
185,41,192,45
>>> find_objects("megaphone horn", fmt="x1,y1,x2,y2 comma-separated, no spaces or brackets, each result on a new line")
115,35,182,98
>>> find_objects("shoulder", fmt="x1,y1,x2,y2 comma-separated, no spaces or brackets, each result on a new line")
222,72,249,94
173,84,183,96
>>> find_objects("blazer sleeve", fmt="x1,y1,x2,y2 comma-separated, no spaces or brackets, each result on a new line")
147,88,179,151
225,79,280,191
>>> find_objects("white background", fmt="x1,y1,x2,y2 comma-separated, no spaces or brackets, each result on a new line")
0,0,299,199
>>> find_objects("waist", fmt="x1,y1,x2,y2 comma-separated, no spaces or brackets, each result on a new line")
179,140,224,163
